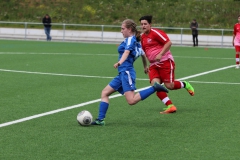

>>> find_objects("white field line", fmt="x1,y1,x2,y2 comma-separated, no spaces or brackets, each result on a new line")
177,65,235,80
0,52,235,60
0,69,116,79
189,81,240,85
0,69,148,81
0,65,236,128
0,65,236,81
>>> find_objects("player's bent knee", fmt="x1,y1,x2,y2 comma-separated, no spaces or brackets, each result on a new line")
126,100,137,105
164,83,174,90
166,86,174,90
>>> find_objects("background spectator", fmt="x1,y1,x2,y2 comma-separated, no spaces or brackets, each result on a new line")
190,19,198,47
42,14,52,41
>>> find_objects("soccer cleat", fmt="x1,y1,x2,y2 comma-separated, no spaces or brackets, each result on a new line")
91,119,105,126
160,105,177,114
184,81,194,96
153,82,168,93
236,65,239,69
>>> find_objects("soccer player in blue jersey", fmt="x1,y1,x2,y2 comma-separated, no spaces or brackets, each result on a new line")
91,19,168,126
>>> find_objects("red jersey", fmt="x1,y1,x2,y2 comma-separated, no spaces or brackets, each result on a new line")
233,23,240,46
141,28,174,66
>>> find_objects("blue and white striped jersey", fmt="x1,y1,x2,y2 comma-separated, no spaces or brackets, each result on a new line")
117,36,144,72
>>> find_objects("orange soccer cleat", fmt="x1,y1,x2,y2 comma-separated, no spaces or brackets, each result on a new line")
160,105,177,114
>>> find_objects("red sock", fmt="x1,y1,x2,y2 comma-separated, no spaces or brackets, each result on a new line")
236,54,239,65
156,92,172,106
173,81,184,89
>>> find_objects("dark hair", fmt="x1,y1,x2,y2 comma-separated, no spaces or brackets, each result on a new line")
122,19,141,42
44,14,50,18
139,15,152,24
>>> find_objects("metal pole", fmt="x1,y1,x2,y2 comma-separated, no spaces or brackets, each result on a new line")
101,25,104,42
25,22,27,40
221,29,224,48
181,28,183,46
63,23,65,41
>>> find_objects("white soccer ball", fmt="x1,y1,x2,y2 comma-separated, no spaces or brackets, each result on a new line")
77,110,93,126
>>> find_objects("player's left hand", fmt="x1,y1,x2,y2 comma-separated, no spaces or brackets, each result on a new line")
144,67,149,74
155,54,162,62
113,62,119,68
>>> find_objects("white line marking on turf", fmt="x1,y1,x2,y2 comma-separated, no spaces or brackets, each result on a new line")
177,65,235,80
0,65,236,81
0,65,236,128
0,69,149,80
189,81,240,85
0,52,235,60
0,94,121,128
0,69,116,79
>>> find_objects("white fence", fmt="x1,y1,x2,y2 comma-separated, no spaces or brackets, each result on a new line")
0,21,234,47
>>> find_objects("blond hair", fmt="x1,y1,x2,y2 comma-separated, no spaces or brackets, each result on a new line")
122,19,141,42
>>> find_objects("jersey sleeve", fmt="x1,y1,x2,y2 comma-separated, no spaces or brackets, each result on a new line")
125,37,135,51
152,29,170,45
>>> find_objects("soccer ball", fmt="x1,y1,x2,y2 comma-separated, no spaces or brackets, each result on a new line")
77,110,93,126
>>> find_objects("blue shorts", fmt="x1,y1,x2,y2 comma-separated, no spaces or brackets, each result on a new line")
109,70,136,95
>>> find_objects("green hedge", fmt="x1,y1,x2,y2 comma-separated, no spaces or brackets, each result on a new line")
0,0,240,29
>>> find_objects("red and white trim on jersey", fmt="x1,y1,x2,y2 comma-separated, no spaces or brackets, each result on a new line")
141,28,174,66
151,29,167,42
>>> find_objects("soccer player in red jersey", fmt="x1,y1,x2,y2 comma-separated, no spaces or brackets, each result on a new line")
232,15,240,69
139,15,195,114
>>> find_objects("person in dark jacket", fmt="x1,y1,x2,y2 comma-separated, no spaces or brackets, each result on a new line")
190,19,198,46
42,14,52,41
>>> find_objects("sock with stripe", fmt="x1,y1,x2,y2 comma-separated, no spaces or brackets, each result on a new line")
156,91,173,106
173,81,185,89
236,53,239,66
